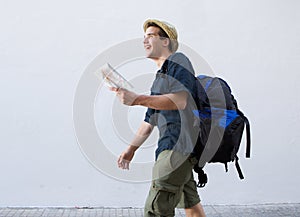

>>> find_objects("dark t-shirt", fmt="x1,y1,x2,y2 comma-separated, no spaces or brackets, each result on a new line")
144,52,199,159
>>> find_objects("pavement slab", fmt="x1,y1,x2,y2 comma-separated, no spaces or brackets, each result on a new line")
0,204,299,217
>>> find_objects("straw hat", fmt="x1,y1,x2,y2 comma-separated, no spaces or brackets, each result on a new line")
143,19,178,52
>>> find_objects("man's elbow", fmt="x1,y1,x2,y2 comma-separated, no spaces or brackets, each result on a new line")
168,92,188,110
176,100,187,110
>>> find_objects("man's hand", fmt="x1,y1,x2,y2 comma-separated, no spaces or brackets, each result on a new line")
118,147,135,170
110,87,139,106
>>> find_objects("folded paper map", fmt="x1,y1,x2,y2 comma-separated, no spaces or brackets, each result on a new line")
95,63,133,90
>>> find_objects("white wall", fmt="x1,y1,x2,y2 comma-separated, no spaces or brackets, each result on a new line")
1,0,299,207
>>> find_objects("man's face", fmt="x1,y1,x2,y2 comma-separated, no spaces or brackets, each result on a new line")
143,26,166,59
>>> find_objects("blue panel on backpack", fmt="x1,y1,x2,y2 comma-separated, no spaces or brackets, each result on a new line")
217,109,238,128
193,108,238,128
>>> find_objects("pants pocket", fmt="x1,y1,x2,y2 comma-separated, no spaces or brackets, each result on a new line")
152,188,176,216
144,182,180,217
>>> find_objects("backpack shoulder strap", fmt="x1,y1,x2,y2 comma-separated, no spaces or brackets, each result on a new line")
236,108,251,158
235,156,244,179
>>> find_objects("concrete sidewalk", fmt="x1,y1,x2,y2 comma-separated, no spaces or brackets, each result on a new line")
0,204,299,217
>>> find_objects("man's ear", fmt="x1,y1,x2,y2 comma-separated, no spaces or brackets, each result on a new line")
162,38,170,48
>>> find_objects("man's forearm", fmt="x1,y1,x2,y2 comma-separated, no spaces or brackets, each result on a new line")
111,88,187,110
133,91,187,110
129,121,154,152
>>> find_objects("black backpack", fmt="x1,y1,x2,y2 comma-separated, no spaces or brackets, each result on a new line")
192,75,251,187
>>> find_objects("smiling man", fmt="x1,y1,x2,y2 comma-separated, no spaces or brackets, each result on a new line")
111,19,206,217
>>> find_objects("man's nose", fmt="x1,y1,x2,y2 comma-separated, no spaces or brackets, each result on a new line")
143,36,148,44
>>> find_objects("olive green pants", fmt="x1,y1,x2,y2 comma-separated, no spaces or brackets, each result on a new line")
144,150,200,217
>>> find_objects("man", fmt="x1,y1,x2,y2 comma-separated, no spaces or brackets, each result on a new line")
111,19,206,217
